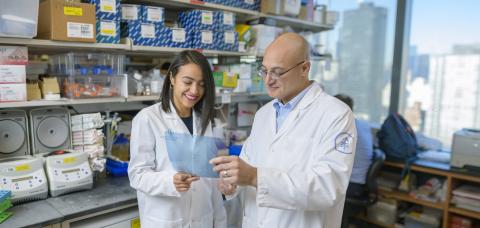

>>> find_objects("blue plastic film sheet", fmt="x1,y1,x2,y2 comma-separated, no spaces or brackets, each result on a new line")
165,132,227,178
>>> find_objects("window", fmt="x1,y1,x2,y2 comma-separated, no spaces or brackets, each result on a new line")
400,0,480,147
308,0,397,123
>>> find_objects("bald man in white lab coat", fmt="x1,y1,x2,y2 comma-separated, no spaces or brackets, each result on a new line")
210,33,357,228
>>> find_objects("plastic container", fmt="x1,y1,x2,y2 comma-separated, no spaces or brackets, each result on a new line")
106,158,128,177
367,199,397,225
49,53,125,76
112,134,130,161
58,74,127,99
0,0,39,38
229,145,242,156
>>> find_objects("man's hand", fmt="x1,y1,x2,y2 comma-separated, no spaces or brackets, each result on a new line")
173,172,199,192
217,179,237,195
210,156,257,187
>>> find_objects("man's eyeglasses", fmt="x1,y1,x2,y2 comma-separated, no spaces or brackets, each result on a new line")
257,61,306,80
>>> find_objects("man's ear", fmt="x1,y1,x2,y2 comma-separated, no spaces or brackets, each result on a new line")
302,61,311,77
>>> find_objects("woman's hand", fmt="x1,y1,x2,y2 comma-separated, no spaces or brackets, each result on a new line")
173,173,200,192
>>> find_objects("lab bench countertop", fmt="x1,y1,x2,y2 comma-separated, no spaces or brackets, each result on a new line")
2,175,137,228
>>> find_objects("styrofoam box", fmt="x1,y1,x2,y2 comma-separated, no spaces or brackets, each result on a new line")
0,0,39,38
0,65,26,83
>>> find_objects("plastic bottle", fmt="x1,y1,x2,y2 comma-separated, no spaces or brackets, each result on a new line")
150,69,164,95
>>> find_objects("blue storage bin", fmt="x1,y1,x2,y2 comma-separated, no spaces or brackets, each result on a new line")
229,145,242,156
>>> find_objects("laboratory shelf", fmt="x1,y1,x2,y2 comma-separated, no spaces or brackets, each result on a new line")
378,189,445,210
0,98,126,109
449,206,480,220
354,214,396,228
0,93,270,109
0,38,129,53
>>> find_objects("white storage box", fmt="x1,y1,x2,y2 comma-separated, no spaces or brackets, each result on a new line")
0,0,39,38
0,83,27,102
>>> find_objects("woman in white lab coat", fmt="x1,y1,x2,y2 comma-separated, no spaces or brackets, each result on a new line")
128,50,226,228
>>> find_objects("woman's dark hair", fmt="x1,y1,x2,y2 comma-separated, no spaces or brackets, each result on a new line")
160,50,215,135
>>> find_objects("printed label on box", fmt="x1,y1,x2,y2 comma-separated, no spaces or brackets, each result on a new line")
201,31,213,44
100,21,116,36
122,5,139,20
67,22,94,39
0,84,26,102
64,7,83,16
172,29,186,42
224,31,235,44
147,7,163,22
0,46,28,65
141,24,156,38
224,12,234,25
201,11,213,25
100,0,116,13
244,0,254,4
0,65,26,83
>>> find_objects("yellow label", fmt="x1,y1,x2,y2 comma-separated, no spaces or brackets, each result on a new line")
222,72,238,88
15,164,30,172
131,218,140,228
63,157,76,164
102,5,113,11
64,7,83,16
101,29,115,35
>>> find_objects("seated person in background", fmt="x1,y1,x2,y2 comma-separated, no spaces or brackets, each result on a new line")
335,94,373,198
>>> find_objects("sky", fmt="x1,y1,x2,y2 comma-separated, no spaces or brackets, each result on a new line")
316,0,480,56
410,0,480,54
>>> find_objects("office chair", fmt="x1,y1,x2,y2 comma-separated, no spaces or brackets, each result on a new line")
341,149,386,228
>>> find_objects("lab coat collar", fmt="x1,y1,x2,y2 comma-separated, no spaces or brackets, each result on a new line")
271,82,324,142
163,100,201,136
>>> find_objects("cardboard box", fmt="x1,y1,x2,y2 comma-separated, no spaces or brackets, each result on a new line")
0,46,28,65
37,0,96,42
121,21,158,46
86,0,121,20
0,65,26,83
261,0,282,15
120,4,141,21
27,81,42,101
214,11,235,30
40,77,61,97
96,19,120,44
179,10,214,31
0,84,26,102
141,6,164,25
215,30,238,51
189,30,215,50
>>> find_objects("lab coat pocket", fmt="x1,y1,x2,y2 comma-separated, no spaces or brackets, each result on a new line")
143,215,183,228
191,211,213,228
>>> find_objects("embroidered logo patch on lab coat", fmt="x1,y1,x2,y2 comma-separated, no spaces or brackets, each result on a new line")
335,132,354,154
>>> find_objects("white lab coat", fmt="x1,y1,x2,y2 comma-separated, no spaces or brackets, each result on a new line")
236,82,357,228
128,102,227,228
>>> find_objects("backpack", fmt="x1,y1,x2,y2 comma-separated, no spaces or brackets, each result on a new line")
377,113,418,178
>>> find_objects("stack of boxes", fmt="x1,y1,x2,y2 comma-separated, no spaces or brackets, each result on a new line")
179,10,238,51
180,10,214,50
87,0,121,44
0,46,28,103
71,113,106,172
203,0,260,11
121,4,170,47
